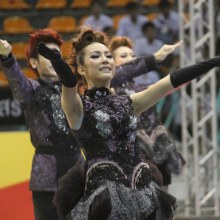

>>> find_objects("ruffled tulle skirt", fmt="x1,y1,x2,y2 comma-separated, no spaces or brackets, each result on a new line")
66,161,176,220
68,180,175,220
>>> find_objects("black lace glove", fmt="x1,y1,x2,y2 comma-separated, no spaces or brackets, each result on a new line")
37,42,77,88
170,56,220,88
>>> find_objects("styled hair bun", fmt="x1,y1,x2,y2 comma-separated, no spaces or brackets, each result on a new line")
72,26,109,54
72,29,95,53
82,31,95,45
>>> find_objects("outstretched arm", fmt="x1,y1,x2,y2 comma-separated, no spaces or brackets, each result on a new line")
37,42,83,130
0,39,33,104
111,41,183,87
131,56,220,116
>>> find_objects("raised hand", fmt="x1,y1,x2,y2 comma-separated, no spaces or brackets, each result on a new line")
154,41,183,62
37,42,77,87
0,39,12,57
37,42,61,61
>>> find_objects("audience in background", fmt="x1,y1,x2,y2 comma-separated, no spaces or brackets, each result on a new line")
134,21,163,57
103,25,116,39
83,0,113,31
116,1,147,42
153,0,180,44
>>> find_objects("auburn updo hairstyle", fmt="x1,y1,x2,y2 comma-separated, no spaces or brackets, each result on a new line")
67,26,110,94
109,36,133,53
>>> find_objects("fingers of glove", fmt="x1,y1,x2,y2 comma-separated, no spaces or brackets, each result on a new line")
37,42,61,60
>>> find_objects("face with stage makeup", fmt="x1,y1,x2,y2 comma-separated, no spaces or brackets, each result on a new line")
68,27,115,88
77,42,115,88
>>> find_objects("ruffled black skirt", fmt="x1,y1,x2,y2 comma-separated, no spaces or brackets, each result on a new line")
66,161,176,220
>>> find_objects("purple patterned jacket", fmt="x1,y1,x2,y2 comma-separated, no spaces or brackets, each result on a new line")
0,55,82,191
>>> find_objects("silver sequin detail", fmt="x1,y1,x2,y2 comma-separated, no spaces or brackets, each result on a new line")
94,110,113,138
129,115,137,129
51,94,68,133
95,110,110,122
94,90,107,99
126,116,137,142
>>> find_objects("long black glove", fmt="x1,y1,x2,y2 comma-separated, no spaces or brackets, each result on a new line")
170,56,220,88
37,42,77,88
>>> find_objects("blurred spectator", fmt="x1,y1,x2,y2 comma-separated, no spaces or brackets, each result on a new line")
103,25,116,39
26,0,37,4
116,1,147,42
134,21,163,56
133,21,163,85
153,0,180,44
83,0,113,31
215,4,220,32
215,1,220,55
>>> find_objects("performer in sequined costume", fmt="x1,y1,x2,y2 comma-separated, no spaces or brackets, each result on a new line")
0,29,83,220
50,33,183,220
38,26,220,220
110,36,185,190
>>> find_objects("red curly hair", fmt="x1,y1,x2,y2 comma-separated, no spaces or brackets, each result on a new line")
25,28,63,76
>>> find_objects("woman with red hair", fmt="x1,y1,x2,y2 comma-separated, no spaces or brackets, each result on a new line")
109,36,185,192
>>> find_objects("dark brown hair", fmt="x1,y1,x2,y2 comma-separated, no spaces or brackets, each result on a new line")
109,36,133,53
25,28,63,76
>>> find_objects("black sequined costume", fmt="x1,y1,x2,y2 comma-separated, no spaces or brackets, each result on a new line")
69,87,176,220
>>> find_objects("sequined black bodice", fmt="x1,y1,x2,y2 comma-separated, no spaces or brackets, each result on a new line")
70,88,176,220
74,87,139,175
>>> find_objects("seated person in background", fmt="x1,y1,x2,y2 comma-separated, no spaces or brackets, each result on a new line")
153,0,180,44
133,21,164,85
134,21,163,57
116,1,147,42
83,0,113,31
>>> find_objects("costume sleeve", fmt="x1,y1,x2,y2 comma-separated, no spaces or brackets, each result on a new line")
170,56,220,88
111,56,159,87
0,54,33,104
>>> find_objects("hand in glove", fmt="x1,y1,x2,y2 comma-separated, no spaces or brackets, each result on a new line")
37,41,61,61
37,42,77,88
